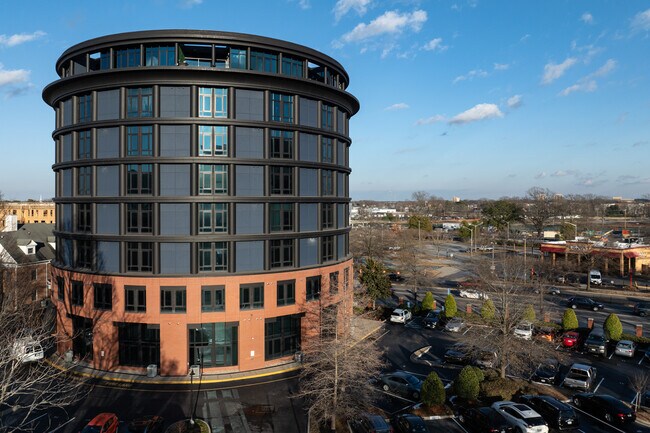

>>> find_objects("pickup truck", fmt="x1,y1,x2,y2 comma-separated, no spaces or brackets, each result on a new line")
562,363,597,391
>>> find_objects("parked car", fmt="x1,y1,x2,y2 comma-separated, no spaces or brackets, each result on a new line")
589,270,602,285
123,416,164,433
561,331,582,349
459,289,489,300
422,308,444,329
459,407,514,433
390,309,412,324
444,343,473,365
614,340,636,358
561,363,597,391
474,350,498,369
567,297,604,311
514,322,534,340
81,413,119,433
491,401,549,433
349,413,393,433
391,414,427,433
445,317,465,332
547,286,561,295
583,330,608,357
572,393,636,425
12,337,44,363
378,371,422,399
388,273,405,283
531,359,560,385
517,395,579,430
633,302,649,317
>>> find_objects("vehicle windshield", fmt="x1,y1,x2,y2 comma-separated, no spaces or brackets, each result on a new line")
81,427,102,433
618,342,632,349
526,416,546,426
559,410,576,419
567,369,588,379
405,375,420,386
587,335,605,343
539,363,558,373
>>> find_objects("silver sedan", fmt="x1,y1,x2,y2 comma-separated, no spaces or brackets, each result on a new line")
614,340,636,358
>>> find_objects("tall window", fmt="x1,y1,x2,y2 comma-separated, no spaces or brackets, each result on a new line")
270,166,293,195
199,126,228,156
199,87,228,118
201,285,225,312
161,286,186,313
240,283,264,309
270,93,294,123
321,170,334,196
282,56,303,78
127,88,153,118
57,276,65,301
322,203,334,229
76,240,93,268
189,322,238,367
115,47,141,68
198,242,228,272
100,51,110,70
127,164,152,195
127,203,153,233
322,236,334,262
198,203,228,233
250,51,277,73
270,130,293,159
125,286,147,312
71,280,84,306
270,239,293,268
265,315,301,360
118,323,159,367
127,242,153,272
198,164,228,195
93,283,112,310
127,126,153,156
78,130,91,159
276,280,295,306
78,166,92,196
78,94,92,123
77,203,91,232
321,104,333,130
145,45,175,66
230,48,247,69
329,271,339,294
321,137,333,163
306,276,321,301
269,203,293,232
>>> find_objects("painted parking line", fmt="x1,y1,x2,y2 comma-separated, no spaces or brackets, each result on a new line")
462,326,473,335
379,389,417,404
638,356,645,366
608,352,614,359
593,377,604,393
570,404,628,433
451,417,470,433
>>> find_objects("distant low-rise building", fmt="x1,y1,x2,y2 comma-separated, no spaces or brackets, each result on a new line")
1,202,56,231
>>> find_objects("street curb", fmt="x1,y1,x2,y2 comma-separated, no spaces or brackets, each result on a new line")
44,357,300,385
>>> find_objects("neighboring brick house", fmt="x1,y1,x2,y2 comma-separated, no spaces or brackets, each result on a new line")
0,224,55,304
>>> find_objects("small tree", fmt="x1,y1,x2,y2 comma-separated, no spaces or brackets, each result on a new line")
422,292,435,311
454,365,480,400
421,371,446,406
480,299,495,321
358,258,391,309
444,294,457,319
522,304,536,322
471,366,485,383
562,309,579,330
603,313,623,340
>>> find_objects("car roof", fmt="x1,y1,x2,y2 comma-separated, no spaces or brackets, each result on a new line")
392,309,406,314
617,340,634,345
594,395,628,409
532,395,571,410
88,413,117,425
569,363,593,370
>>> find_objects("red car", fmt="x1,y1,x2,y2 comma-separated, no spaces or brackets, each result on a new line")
81,413,119,433
562,331,581,348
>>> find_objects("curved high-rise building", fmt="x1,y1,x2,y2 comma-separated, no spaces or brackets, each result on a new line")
42,30,358,376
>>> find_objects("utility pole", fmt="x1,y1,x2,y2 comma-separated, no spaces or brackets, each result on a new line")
523,238,527,281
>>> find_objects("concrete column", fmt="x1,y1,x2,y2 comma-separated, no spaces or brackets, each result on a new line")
587,318,594,329
552,253,556,265
637,324,643,338
620,255,624,277
466,304,472,315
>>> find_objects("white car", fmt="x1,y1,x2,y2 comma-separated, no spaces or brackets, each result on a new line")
514,321,533,340
615,340,636,358
390,308,412,324
445,317,465,332
459,289,488,300
491,401,549,433
12,338,44,363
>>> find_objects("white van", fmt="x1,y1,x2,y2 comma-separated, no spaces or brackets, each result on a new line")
13,338,44,363
589,270,602,285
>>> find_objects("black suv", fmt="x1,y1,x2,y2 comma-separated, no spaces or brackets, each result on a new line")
518,395,579,430
459,407,514,433
584,330,609,357
567,297,604,311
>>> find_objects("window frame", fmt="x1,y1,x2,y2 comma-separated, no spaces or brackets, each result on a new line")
198,164,228,195
269,203,293,232
160,286,187,313
321,203,334,229
198,87,228,118
126,242,153,272
270,130,294,159
77,166,92,196
78,129,92,159
126,164,153,195
276,279,295,306
198,203,228,234
201,285,225,312
71,280,84,306
126,203,153,233
125,285,147,312
93,283,113,310
270,239,294,268
77,203,92,232
198,241,229,272
126,87,153,118
127,126,153,156
198,125,228,156
306,276,321,301
322,236,335,262
240,283,264,310
270,93,294,123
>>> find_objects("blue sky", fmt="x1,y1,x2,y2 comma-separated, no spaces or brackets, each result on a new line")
1,0,649,201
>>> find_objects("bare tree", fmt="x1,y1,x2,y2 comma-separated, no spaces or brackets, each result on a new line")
525,187,557,238
395,231,433,304
297,279,385,432
350,224,388,262
630,370,649,411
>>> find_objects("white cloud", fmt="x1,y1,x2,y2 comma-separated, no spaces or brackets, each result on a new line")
334,0,371,21
0,31,45,47
551,170,578,177
416,114,445,125
340,9,427,44
179,0,202,7
631,8,650,32
453,69,488,84
385,103,409,111
0,64,30,87
506,94,522,108
422,38,447,52
559,80,597,96
448,103,503,125
541,57,577,84
493,63,509,71
591,58,617,77
298,0,310,10
581,12,594,24
534,172,547,179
